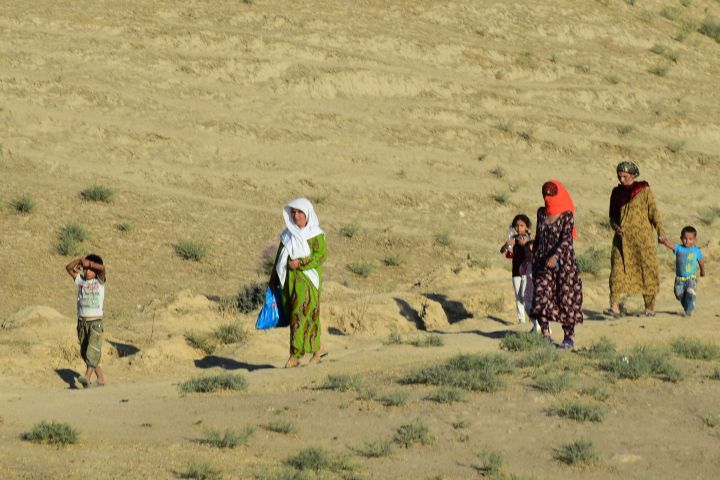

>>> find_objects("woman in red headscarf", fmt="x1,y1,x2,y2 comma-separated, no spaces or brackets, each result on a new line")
530,180,583,349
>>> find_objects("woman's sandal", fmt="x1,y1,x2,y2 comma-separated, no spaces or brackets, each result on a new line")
284,357,300,368
309,353,323,364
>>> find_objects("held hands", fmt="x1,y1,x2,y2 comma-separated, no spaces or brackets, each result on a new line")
546,255,558,269
288,259,301,270
614,226,624,236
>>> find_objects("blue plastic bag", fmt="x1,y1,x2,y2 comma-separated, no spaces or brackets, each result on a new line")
255,287,288,329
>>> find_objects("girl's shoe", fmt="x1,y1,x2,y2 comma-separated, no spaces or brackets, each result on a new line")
556,337,574,350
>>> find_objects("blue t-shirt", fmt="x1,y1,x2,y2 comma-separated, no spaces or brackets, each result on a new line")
674,244,703,277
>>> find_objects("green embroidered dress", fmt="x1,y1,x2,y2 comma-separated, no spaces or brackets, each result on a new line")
276,234,327,358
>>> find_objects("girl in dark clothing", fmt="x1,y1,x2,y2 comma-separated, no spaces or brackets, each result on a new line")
500,214,534,327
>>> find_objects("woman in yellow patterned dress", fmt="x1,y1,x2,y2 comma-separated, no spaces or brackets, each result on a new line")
608,161,666,317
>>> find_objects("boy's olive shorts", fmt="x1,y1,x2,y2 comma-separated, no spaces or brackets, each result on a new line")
77,318,103,368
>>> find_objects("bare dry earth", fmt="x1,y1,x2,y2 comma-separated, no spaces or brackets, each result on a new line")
1,0,720,479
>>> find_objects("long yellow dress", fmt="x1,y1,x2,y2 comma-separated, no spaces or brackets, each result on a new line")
609,186,665,308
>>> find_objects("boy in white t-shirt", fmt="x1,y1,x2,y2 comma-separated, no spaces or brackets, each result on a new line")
65,254,107,387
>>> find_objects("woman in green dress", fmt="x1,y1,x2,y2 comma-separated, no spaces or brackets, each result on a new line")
271,198,327,368
609,161,666,317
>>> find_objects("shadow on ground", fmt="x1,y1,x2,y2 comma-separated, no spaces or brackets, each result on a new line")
423,293,473,323
194,355,274,371
108,340,140,357
393,297,423,329
55,368,81,389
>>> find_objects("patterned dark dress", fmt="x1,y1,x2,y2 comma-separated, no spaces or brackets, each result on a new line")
530,208,583,336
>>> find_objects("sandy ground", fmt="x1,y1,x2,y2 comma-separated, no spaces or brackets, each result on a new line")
1,0,720,478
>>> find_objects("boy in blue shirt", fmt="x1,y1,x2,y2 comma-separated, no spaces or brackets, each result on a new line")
661,226,705,316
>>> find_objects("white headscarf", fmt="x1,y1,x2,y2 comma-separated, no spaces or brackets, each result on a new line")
276,198,324,289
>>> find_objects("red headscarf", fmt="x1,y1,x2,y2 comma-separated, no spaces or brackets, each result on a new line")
542,180,577,239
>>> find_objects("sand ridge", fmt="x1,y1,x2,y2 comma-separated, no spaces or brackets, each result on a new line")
1,0,720,478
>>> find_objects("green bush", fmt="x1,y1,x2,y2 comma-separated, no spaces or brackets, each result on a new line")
9,194,35,214
377,391,410,407
57,223,88,256
262,420,297,435
285,447,355,474
178,373,248,394
579,336,617,359
601,345,683,382
698,207,720,226
174,239,209,261
22,420,79,446
666,140,685,153
516,347,559,368
671,337,720,360
408,334,444,348
393,418,433,448
533,372,573,393
476,449,504,476
383,254,403,266
547,401,606,422
580,384,610,402
354,439,394,458
426,387,466,404
80,185,113,203
339,222,360,239
355,385,379,401
699,18,720,42
115,220,132,233
401,353,513,392
703,414,720,428
576,247,607,275
184,331,217,355
490,192,509,205
213,322,247,345
346,259,375,277
177,461,222,480
616,125,634,136
500,332,549,352
554,439,599,466
228,282,265,313
319,373,362,392
648,65,669,77
201,426,254,448
433,231,452,247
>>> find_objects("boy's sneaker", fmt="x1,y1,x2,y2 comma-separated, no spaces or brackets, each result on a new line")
684,309,693,317
77,376,90,388
556,337,574,350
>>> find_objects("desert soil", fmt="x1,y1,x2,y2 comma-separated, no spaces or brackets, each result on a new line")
1,0,719,479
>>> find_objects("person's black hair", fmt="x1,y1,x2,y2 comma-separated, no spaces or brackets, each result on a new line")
681,226,697,237
85,253,103,265
512,214,532,230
